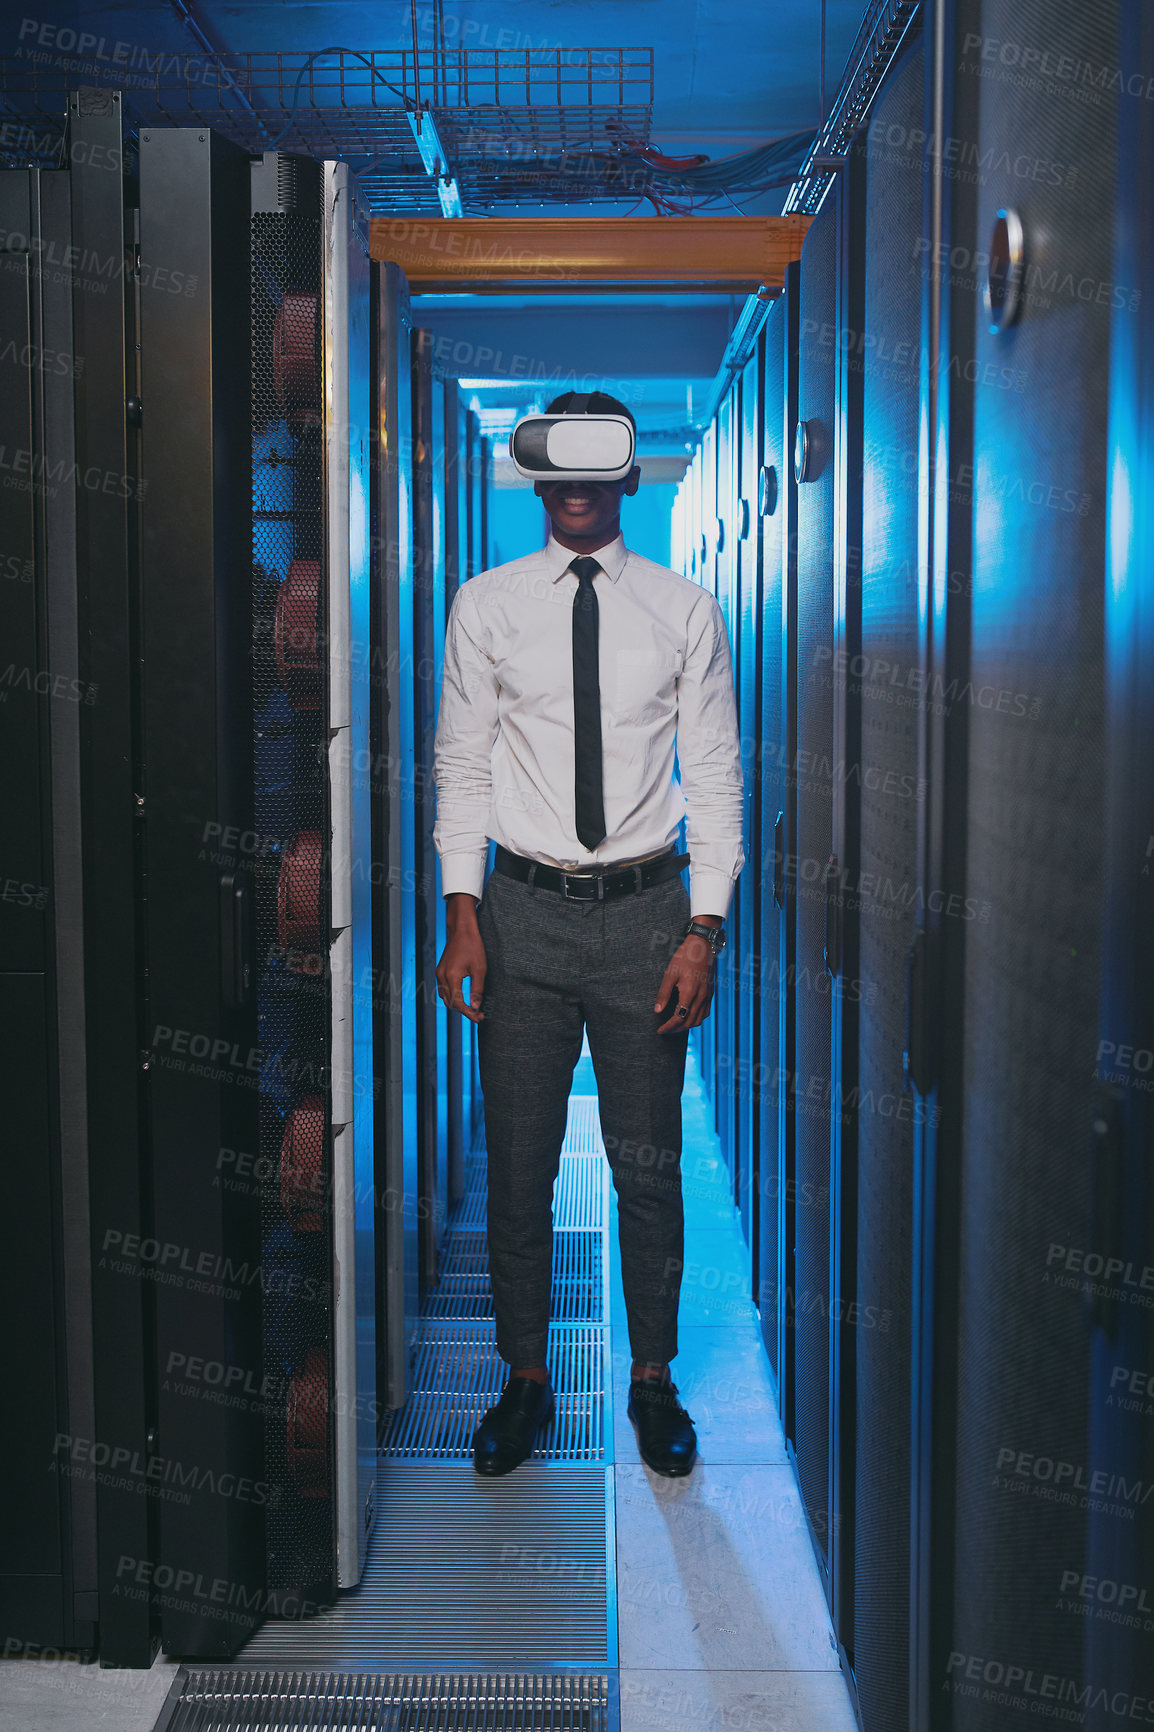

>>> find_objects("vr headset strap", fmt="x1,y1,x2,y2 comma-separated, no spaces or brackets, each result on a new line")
566,393,593,413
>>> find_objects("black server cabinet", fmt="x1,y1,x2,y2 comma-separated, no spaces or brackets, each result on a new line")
137,126,267,1654
790,185,841,1595
850,31,924,1732
246,148,338,1614
757,269,799,1421
735,351,762,1255
828,144,866,1653
1091,0,1154,1706
0,97,158,1665
442,378,468,1206
916,2,1121,1725
714,385,737,1190
0,158,107,1656
412,327,449,1285
230,147,378,1614
461,409,487,1148
696,423,718,1108
373,261,419,1410
69,93,155,1667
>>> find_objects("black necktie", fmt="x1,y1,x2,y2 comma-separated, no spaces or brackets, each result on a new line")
569,556,606,850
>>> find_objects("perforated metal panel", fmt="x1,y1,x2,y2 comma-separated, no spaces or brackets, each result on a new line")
162,1669,611,1730
381,1096,607,1461
792,189,839,1574
226,1097,611,1674
715,386,739,1194
413,329,450,1289
757,282,796,1396
250,162,336,1602
696,425,718,1108
947,0,1116,1719
736,353,762,1253
852,33,923,1732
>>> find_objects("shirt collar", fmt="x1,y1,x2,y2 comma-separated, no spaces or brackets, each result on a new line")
544,531,629,584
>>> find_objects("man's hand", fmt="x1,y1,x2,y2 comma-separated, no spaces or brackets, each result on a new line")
436,894,487,1023
654,927,718,1034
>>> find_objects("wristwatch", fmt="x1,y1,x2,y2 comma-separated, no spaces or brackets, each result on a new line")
685,920,726,956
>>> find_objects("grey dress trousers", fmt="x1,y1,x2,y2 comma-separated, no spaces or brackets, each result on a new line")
476,864,692,1368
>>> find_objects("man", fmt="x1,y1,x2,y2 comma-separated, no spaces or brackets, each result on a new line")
433,390,744,1479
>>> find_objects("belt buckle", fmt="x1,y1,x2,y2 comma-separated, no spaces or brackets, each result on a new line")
561,869,601,901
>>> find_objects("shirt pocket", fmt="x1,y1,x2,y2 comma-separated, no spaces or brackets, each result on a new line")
612,647,683,724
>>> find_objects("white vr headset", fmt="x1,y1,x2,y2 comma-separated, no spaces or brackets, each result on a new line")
509,409,636,481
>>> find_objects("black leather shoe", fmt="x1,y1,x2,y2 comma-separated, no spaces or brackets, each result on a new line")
472,1376,555,1476
627,1377,697,1477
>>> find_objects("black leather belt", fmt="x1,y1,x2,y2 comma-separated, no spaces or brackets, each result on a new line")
493,843,689,902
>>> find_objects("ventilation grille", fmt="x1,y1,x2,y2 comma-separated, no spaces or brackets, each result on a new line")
250,172,336,1599
234,1464,610,1669
427,1230,602,1322
222,1089,612,1672
163,1669,611,1730
380,1323,604,1459
379,1095,607,1459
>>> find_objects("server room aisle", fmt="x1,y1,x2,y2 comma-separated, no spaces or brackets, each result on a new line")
609,1047,856,1732
152,1035,855,1731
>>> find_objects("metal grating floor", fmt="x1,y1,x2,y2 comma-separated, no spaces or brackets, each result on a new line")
381,1096,608,1460
159,1669,611,1730
451,1098,606,1231
234,1465,610,1669
380,1323,604,1459
211,1089,614,1695
426,1231,602,1322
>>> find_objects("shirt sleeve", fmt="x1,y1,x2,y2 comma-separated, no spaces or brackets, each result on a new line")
433,583,499,899
676,590,746,919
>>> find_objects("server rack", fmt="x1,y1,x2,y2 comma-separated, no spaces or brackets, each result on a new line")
137,125,265,1654
320,161,376,1588
1092,0,1154,1703
0,111,400,1658
244,149,378,1606
714,385,738,1193
696,422,718,1106
373,260,419,1411
460,405,487,1150
849,32,923,1731
756,266,800,1429
441,378,469,1206
916,3,1121,1724
790,182,840,1599
411,326,450,1287
0,128,117,1660
65,92,154,1667
735,349,762,1257
827,136,866,1658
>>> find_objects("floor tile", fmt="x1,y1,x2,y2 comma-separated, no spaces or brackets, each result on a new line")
0,1652,178,1732
619,1668,859,1732
614,1463,841,1672
680,1223,752,1278
607,1217,752,1331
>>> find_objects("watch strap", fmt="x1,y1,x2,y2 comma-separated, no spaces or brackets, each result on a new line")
686,919,725,954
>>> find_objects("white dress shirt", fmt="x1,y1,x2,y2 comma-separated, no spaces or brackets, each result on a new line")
432,531,745,918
